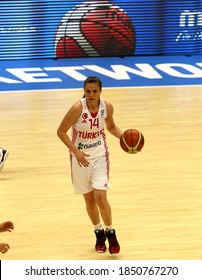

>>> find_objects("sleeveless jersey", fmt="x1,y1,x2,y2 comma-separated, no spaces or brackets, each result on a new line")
71,98,109,159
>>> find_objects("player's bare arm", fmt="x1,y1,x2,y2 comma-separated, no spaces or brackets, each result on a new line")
105,102,122,139
57,102,89,167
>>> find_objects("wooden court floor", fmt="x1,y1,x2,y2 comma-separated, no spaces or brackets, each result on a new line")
0,85,202,260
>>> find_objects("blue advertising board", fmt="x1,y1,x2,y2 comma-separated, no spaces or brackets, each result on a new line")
0,0,201,60
0,55,201,91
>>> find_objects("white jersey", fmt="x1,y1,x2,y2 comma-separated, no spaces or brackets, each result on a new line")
71,98,109,159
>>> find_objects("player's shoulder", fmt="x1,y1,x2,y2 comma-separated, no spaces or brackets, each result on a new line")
68,100,82,117
102,99,114,114
102,99,112,108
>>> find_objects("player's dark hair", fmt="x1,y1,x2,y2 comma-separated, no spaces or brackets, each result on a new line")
83,76,102,98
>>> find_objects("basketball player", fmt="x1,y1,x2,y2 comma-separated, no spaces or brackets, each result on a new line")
0,221,14,254
57,76,123,254
0,147,9,172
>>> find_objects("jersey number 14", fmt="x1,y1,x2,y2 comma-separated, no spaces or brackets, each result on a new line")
89,118,99,129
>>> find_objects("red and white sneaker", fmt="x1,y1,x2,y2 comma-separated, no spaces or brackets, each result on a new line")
106,229,120,254
94,229,106,253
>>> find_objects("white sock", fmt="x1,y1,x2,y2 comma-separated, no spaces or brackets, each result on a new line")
105,225,113,231
94,223,102,231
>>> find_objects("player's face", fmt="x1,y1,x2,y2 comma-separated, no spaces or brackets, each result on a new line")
84,82,101,103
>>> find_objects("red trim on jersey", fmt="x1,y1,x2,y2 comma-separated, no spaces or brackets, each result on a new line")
90,111,98,118
70,152,73,184
101,130,110,179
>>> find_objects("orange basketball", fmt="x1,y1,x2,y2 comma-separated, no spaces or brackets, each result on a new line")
120,129,144,154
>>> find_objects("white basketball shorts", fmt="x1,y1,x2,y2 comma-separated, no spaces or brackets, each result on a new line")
71,154,110,194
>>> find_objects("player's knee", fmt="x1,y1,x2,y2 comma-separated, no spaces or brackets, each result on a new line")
85,199,97,210
95,195,107,209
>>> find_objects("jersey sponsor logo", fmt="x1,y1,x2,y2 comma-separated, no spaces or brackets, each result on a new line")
78,140,102,150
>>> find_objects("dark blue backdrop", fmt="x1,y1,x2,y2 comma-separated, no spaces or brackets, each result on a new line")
0,0,201,60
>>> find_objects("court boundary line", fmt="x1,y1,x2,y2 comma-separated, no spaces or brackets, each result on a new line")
0,83,201,94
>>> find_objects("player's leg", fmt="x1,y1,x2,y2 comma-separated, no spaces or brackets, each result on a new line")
71,156,106,252
91,155,120,254
94,189,120,254
83,191,106,253
93,189,112,226
83,191,100,226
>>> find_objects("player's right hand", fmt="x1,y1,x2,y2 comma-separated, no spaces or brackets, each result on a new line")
0,221,14,233
75,150,90,167
0,243,10,254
